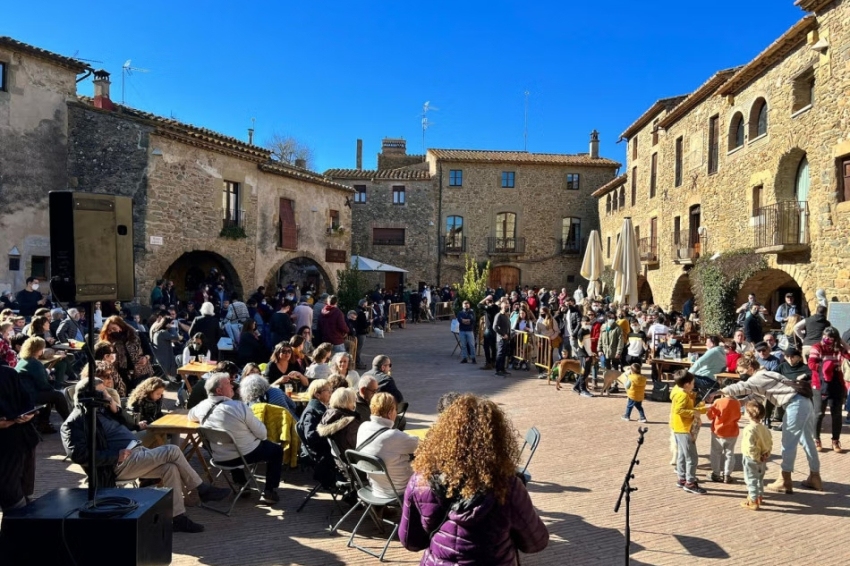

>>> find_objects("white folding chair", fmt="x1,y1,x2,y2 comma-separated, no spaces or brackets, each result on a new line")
516,426,541,485
197,426,264,516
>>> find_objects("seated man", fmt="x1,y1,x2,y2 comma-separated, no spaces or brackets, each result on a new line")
355,392,419,498
754,341,781,372
362,355,403,403
689,335,726,393
61,384,229,533
355,374,379,423
188,373,282,505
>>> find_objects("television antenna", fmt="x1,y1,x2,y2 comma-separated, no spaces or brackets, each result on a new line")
71,50,103,64
121,59,149,104
422,101,438,153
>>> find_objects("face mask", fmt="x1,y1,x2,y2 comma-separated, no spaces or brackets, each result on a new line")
109,331,123,339
823,338,835,347
31,284,40,291
669,339,678,345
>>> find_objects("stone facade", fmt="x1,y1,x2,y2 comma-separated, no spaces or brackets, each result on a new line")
597,0,850,317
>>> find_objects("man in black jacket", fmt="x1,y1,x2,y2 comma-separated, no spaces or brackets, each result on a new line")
478,295,500,370
355,299,371,369
493,300,512,377
362,355,403,403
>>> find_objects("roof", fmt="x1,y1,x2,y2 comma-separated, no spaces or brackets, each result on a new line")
619,95,688,140
0,36,90,73
718,16,817,96
259,163,355,193
591,174,628,198
427,149,620,168
323,167,432,181
795,0,833,13
76,97,272,161
656,67,742,130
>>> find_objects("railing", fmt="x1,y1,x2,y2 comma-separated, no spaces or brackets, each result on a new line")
440,236,467,254
559,237,585,255
753,201,809,249
434,301,454,320
387,303,407,331
671,229,701,261
639,236,658,262
222,208,245,229
487,237,526,254
278,221,299,250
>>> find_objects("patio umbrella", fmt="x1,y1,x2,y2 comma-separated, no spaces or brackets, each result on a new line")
612,217,640,306
580,230,603,299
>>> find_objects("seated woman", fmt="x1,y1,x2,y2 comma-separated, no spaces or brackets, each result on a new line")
74,376,140,431
27,315,72,387
182,333,209,365
296,326,314,357
127,376,167,427
305,342,333,381
149,316,178,382
239,373,298,419
240,363,262,380
330,351,359,388
15,337,70,434
237,319,268,367
263,343,309,393
399,394,549,563
81,341,127,397
288,335,311,375
296,379,335,487
355,392,419,498
318,387,362,454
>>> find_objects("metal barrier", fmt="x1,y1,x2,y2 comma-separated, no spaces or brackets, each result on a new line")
387,303,407,332
511,330,530,366
434,301,454,320
534,334,553,377
476,317,485,357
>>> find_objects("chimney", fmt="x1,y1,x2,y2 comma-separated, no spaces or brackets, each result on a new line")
356,139,363,170
381,138,407,155
93,69,114,111
294,158,307,169
589,129,600,159
247,127,254,145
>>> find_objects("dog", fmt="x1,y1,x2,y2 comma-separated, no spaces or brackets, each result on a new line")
553,358,583,390
600,369,626,396
372,327,385,339
670,413,702,465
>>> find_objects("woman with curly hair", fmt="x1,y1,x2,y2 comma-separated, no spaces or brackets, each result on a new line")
127,376,167,426
100,316,153,391
399,394,548,565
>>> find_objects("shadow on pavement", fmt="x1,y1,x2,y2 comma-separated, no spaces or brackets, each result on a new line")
527,481,591,494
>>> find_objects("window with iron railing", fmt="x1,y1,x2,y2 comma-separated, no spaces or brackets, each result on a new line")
222,180,242,227
753,201,809,249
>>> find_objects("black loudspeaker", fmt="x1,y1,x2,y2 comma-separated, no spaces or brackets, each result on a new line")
0,488,172,566
49,191,135,303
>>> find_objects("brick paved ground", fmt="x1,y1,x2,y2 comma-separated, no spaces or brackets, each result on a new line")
9,321,850,565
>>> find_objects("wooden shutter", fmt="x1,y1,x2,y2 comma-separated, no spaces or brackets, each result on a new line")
279,198,297,249
843,159,850,203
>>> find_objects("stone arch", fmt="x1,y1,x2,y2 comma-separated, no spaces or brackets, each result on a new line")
748,97,768,139
774,147,807,202
637,275,654,305
670,271,694,312
264,252,333,296
162,250,243,303
736,265,808,319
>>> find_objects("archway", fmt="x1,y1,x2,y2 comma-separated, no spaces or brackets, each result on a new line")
670,271,694,312
736,267,806,320
268,256,332,296
637,275,654,305
163,250,243,303
774,148,808,202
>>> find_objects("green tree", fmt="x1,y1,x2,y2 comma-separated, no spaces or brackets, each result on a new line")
336,262,369,313
452,255,490,322
691,249,767,336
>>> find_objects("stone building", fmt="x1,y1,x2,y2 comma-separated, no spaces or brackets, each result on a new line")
595,0,850,316
327,136,620,291
0,37,353,304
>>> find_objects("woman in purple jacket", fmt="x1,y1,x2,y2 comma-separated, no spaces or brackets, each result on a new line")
399,394,548,565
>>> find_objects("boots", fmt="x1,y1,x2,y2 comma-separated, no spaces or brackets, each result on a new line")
800,471,823,491
740,497,760,511
766,471,793,494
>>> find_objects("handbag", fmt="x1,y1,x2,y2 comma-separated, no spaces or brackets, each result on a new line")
650,381,671,402
551,335,562,349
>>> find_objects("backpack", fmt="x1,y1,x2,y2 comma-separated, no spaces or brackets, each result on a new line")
650,381,671,402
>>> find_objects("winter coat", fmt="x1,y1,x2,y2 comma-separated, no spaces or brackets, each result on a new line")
188,315,222,357
399,473,549,565
318,305,349,346
61,407,139,489
317,407,362,455
355,416,418,498
296,398,336,487
362,368,404,403
598,323,622,359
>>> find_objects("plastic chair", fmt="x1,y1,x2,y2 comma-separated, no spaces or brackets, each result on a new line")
341,450,404,561
516,426,541,484
197,426,264,516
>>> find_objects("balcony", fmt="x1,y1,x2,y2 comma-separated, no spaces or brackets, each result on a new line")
753,201,810,254
639,237,658,264
440,235,467,255
671,229,701,264
487,236,526,255
222,208,245,229
559,237,585,255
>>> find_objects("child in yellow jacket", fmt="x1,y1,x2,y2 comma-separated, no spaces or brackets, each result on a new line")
670,370,708,494
621,363,647,422
740,400,773,510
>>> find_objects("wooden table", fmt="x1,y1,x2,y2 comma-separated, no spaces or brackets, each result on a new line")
147,414,213,482
291,392,310,403
651,358,692,381
686,344,708,354
53,342,84,352
715,372,741,386
406,427,430,440
177,362,217,394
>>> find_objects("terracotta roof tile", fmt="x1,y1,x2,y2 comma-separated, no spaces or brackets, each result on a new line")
0,36,89,72
656,67,742,130
718,16,816,96
591,173,628,198
259,163,355,193
427,149,620,168
323,168,432,181
795,0,833,13
619,95,688,140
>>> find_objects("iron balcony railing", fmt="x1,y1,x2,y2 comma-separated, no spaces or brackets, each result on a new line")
487,237,526,254
671,229,701,261
639,236,658,262
222,208,245,229
440,235,467,254
753,201,809,249
559,237,585,255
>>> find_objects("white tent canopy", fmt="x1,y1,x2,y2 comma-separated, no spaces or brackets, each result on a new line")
580,230,604,299
350,255,408,273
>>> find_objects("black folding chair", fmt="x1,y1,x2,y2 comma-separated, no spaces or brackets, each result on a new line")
393,401,408,430
516,426,541,485
328,438,380,534
295,426,347,514
197,426,264,516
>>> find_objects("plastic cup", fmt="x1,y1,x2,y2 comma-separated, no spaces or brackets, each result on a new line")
68,339,76,348
285,384,294,398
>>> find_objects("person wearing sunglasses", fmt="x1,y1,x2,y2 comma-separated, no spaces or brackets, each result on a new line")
362,355,403,404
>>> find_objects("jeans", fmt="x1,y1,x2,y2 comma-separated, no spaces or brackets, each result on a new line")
623,399,645,420
710,434,737,477
219,439,283,491
813,381,846,442
331,343,346,354
459,331,475,361
35,389,70,422
675,432,698,483
483,331,496,365
495,338,508,373
780,395,819,473
742,456,766,500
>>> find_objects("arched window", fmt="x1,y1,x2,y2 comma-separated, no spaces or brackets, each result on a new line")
729,112,745,151
606,194,611,214
749,98,768,139
795,156,809,202
445,215,464,251
612,190,618,211
619,186,626,208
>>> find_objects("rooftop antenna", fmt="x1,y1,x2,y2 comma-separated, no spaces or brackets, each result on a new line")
523,90,530,151
422,101,438,153
71,50,103,64
121,59,149,105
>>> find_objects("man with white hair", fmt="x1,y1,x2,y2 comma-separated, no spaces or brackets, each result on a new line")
355,374,379,423
56,308,84,343
188,373,283,505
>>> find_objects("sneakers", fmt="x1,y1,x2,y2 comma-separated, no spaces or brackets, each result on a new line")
173,513,204,533
638,418,648,423
197,483,231,503
259,490,280,505
683,482,707,494
580,391,593,398
676,478,686,489
724,475,735,484
621,416,630,421
709,473,723,483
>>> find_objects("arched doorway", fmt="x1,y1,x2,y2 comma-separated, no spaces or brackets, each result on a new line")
163,251,243,303
637,275,654,305
272,257,332,295
489,265,520,292
736,268,806,320
670,272,694,312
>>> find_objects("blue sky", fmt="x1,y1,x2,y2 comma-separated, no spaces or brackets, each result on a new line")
4,1,803,172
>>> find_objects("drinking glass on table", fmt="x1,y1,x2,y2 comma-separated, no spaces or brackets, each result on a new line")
285,383,293,398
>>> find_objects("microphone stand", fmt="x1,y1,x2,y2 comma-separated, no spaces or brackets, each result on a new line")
614,426,647,566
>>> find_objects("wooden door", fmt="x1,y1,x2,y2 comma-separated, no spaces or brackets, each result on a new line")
279,198,297,250
384,272,401,293
489,266,520,292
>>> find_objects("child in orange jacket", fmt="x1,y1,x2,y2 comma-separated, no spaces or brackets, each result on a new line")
706,394,742,483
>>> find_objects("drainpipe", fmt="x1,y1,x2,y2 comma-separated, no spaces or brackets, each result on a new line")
436,162,443,287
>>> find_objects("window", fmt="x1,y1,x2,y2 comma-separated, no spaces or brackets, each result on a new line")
279,198,297,249
501,171,515,188
631,167,637,206
449,169,463,186
566,173,580,190
750,98,768,138
222,180,241,227
607,236,611,258
561,217,581,253
0,61,6,92
708,115,719,174
673,216,681,244
650,153,657,198
392,186,405,205
619,186,625,208
752,185,763,217
606,194,612,214
31,256,50,279
729,112,745,151
612,190,618,211
792,69,815,113
373,228,405,245
840,157,850,203
495,213,517,248
9,256,20,271
329,209,340,230
353,185,367,203
632,136,638,160
652,119,659,146
445,215,464,250
675,136,683,187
